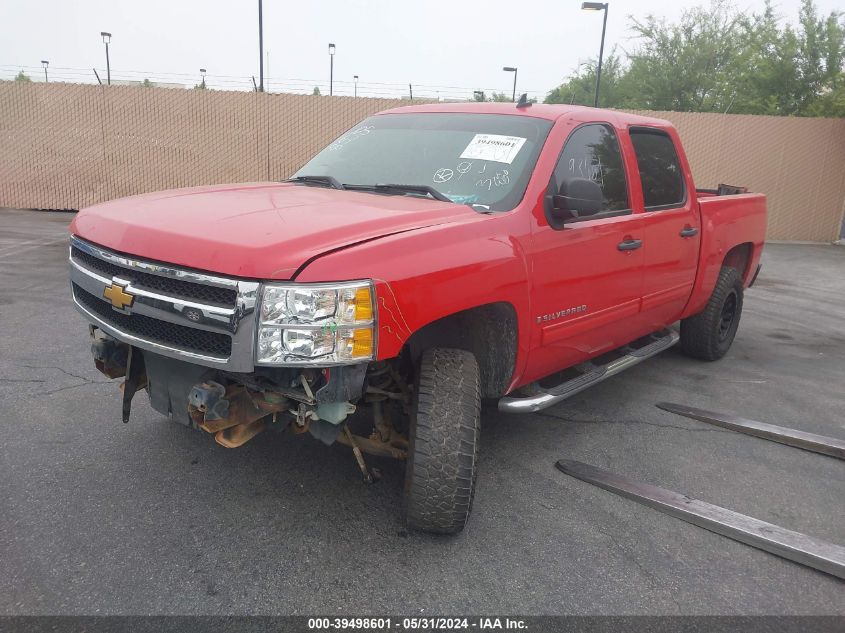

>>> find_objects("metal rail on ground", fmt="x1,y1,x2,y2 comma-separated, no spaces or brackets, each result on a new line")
555,459,845,581
656,402,845,460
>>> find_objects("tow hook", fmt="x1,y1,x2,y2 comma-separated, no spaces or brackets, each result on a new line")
91,337,129,379
188,383,290,448
188,381,230,421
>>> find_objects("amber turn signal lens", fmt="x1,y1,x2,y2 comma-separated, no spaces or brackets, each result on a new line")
351,328,374,358
353,287,373,322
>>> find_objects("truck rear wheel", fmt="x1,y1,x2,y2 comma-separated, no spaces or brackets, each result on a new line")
680,266,744,361
403,348,480,534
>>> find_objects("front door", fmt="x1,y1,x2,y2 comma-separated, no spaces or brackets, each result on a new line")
525,122,646,384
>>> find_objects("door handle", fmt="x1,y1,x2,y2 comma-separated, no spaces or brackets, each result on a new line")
617,238,643,251
680,226,699,238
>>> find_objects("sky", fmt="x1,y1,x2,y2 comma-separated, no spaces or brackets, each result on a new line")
1,0,841,100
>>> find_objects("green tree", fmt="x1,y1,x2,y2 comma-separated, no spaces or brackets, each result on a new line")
545,51,630,107
734,0,845,115
312,86,321,96
543,0,845,117
808,73,845,115
623,0,745,112
142,78,153,88
15,70,31,82
796,0,845,113
730,3,801,114
472,90,525,102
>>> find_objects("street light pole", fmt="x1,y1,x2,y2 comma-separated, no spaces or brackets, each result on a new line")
328,43,335,96
353,75,358,97
100,32,112,85
581,2,609,108
503,66,518,102
200,68,206,89
258,0,264,91
41,60,49,83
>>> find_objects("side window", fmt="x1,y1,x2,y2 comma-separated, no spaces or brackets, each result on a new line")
629,129,685,209
553,124,629,213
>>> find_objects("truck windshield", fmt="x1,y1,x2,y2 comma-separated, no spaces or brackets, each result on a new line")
293,113,554,211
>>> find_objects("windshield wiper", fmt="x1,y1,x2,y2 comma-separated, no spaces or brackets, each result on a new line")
343,183,453,203
286,175,345,190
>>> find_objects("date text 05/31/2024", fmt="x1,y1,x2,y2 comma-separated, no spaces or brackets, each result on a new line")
307,617,528,630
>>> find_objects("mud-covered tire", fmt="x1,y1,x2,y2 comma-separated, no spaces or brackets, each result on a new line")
680,266,744,361
403,348,481,534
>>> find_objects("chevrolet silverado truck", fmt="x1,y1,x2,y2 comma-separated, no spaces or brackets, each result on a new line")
69,102,767,534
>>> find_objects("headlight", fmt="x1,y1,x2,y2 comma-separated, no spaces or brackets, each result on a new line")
256,281,376,365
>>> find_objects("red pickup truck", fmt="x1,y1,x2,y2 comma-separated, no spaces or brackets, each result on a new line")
69,102,766,534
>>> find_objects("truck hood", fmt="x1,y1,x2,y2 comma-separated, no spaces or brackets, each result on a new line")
71,182,480,279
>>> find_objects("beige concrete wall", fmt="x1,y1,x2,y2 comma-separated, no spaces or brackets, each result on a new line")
2,82,843,241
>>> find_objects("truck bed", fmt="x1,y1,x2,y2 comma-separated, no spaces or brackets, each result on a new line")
681,191,767,319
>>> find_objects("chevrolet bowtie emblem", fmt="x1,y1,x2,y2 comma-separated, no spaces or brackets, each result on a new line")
103,281,135,310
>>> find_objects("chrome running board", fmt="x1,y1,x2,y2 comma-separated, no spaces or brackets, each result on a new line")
499,329,680,413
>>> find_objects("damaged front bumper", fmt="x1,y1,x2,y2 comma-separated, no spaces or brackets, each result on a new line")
90,328,368,448
72,237,407,479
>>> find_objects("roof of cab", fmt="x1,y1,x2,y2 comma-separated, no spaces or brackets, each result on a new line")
377,101,673,128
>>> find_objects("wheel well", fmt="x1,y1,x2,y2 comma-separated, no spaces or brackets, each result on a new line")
723,242,753,282
403,302,517,399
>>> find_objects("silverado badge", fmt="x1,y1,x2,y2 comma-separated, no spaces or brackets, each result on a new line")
537,305,587,324
103,281,135,310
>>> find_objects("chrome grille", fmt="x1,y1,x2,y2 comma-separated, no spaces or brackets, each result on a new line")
69,236,260,371
73,283,232,356
71,246,237,306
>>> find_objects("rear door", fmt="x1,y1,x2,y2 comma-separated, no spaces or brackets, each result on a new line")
628,127,700,329
526,122,645,383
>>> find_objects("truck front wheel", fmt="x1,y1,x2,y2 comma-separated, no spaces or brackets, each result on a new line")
403,348,481,534
680,266,744,361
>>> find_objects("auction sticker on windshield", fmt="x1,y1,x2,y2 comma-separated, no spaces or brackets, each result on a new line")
460,134,527,164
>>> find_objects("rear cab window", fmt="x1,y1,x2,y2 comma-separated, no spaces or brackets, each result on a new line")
629,128,686,210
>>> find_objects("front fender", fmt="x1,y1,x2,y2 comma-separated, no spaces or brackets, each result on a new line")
294,212,533,385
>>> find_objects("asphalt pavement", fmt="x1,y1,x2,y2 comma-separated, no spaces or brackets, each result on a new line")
1,208,843,615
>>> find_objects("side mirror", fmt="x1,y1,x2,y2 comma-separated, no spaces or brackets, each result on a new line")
552,178,604,220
